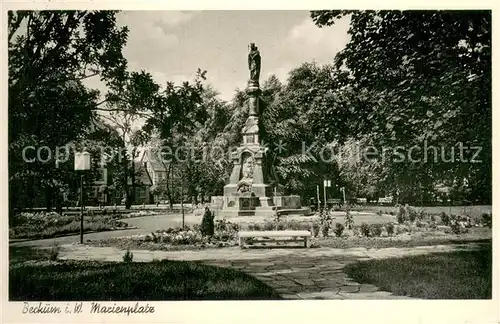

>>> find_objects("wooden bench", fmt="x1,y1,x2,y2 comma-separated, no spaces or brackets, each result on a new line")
238,230,312,248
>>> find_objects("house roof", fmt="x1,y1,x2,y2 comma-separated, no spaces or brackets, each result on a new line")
131,162,153,186
141,150,168,172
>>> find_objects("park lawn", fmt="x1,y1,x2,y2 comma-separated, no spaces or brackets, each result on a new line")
9,247,281,301
10,214,129,241
344,245,492,299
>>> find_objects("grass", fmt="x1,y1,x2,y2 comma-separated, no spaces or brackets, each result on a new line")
10,215,128,240
9,246,280,301
344,244,492,299
9,246,52,264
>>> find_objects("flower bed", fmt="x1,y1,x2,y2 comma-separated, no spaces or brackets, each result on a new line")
10,212,129,240
91,219,241,251
89,206,492,251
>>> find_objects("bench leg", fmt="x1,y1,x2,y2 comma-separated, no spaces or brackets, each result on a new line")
304,237,311,248
239,237,245,249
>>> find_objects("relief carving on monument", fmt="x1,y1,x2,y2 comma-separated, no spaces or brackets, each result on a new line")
241,155,254,180
236,154,254,194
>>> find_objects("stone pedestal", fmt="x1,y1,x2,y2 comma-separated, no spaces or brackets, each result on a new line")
217,60,304,217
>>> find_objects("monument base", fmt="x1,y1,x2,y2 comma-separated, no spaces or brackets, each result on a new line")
211,195,308,218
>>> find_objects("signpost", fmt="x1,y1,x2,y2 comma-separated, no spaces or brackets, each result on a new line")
181,175,185,229
340,187,346,205
316,185,320,212
74,151,91,244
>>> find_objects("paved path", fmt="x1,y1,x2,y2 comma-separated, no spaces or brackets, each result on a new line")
55,242,486,300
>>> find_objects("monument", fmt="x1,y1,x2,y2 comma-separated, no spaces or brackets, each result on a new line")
213,43,304,217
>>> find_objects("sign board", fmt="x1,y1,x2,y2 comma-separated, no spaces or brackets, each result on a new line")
74,151,91,171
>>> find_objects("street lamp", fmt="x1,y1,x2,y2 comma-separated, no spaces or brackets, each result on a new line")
323,180,331,210
75,151,91,244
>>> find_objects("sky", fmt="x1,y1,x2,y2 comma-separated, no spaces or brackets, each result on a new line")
85,10,351,102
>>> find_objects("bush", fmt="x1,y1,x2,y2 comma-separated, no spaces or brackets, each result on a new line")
263,221,275,231
450,220,466,235
385,223,394,236
441,212,450,226
311,221,320,237
200,210,215,237
285,220,309,231
481,213,492,228
395,224,406,235
334,223,344,237
370,224,383,237
214,219,239,234
377,210,383,216
321,222,330,237
192,224,201,233
49,245,60,261
408,207,418,222
360,223,370,237
416,210,426,221
344,204,354,230
397,205,406,224
214,219,227,232
123,249,133,263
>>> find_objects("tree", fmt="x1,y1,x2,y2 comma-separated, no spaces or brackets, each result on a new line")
260,65,347,197
311,10,491,204
8,10,129,213
101,71,161,208
139,70,208,205
336,137,383,202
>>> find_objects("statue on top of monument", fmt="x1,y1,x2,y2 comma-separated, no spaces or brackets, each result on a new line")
248,43,261,83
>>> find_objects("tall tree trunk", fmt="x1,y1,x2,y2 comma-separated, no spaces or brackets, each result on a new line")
45,185,53,212
55,189,63,214
123,155,131,209
28,175,35,210
131,147,136,204
166,163,173,209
